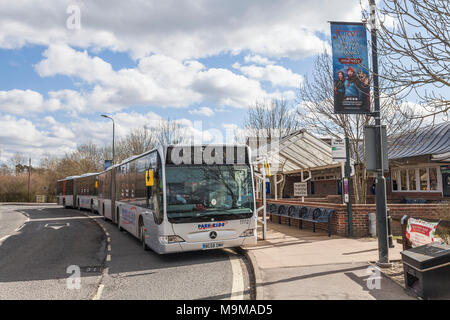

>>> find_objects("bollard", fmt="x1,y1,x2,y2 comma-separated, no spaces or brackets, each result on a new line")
387,214,395,248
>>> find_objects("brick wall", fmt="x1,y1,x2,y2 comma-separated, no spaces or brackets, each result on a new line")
261,199,448,237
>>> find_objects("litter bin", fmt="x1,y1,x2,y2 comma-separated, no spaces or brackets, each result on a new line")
401,242,450,299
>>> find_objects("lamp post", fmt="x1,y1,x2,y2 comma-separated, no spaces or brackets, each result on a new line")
369,0,389,265
101,114,115,164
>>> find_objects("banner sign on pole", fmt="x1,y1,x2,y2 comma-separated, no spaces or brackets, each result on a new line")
330,22,371,114
406,218,440,247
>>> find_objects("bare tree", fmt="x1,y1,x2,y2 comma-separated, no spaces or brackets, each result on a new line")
115,127,156,163
63,142,103,174
114,119,184,163
9,152,27,175
297,51,423,203
363,0,449,120
242,97,300,198
153,119,184,146
243,97,300,142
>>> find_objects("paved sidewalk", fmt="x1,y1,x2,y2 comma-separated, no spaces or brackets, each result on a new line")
243,222,415,300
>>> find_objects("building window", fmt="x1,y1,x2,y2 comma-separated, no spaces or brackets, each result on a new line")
401,170,407,191
392,166,441,193
429,168,438,190
392,171,399,191
408,169,416,190
419,168,428,190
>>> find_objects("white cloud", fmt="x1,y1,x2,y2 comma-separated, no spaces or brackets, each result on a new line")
35,44,114,83
0,114,76,161
192,68,268,107
189,107,214,117
244,54,274,65
0,89,44,114
34,45,295,112
0,89,65,115
237,64,304,88
0,1,361,60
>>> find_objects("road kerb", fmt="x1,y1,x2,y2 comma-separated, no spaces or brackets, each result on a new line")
241,248,264,300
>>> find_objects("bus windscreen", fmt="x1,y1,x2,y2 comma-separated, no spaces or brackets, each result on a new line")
165,164,254,223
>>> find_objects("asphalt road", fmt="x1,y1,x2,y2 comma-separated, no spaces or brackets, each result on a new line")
0,204,251,300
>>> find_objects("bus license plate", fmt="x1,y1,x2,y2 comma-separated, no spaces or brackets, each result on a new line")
202,242,224,250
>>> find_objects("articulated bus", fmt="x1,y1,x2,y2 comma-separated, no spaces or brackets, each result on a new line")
95,144,257,254
74,173,100,212
57,173,99,211
57,175,79,208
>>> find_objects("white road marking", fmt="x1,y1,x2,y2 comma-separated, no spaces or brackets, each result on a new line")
92,284,104,300
107,245,111,251
27,216,100,222
15,223,26,232
224,249,245,300
0,235,11,244
106,254,111,261
44,222,70,230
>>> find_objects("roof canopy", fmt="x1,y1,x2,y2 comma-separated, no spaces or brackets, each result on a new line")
388,121,450,161
255,129,341,174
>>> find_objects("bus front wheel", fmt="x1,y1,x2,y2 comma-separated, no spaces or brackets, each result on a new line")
140,223,149,251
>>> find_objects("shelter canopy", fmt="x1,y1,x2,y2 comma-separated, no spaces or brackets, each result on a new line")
253,129,342,174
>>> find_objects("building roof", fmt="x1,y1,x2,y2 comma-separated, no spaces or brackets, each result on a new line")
388,121,450,160
254,129,342,174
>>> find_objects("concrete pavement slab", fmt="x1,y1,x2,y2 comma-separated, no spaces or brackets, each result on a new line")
243,222,414,300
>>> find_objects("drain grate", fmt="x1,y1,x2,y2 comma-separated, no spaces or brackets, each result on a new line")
80,266,104,273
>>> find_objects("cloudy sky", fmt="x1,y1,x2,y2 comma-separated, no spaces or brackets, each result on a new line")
0,0,366,164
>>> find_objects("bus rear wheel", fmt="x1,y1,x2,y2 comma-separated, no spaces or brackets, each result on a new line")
102,204,106,221
117,208,123,231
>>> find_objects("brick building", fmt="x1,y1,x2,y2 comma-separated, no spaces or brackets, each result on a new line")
258,122,450,203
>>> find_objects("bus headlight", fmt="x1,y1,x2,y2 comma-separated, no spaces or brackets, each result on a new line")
240,229,255,237
159,235,185,244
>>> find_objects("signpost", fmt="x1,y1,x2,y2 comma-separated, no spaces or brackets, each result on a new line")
369,0,390,265
331,139,346,162
294,182,308,202
329,3,389,263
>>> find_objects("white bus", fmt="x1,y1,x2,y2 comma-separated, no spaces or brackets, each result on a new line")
56,175,79,208
74,172,100,213
97,144,257,254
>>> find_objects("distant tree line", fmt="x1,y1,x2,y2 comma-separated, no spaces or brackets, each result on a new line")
0,120,183,202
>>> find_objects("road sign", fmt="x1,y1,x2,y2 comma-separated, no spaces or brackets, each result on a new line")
104,160,113,170
293,182,308,197
331,139,346,162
